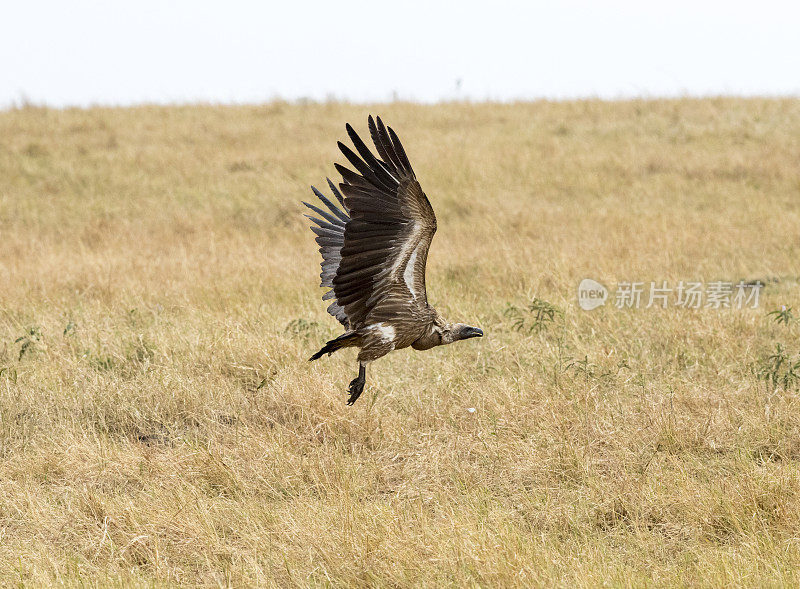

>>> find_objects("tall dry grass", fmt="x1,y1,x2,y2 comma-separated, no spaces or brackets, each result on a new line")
1,98,799,586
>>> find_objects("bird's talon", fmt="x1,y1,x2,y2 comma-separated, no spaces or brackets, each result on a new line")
347,376,365,405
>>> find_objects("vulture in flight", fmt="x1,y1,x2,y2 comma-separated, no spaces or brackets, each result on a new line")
304,116,483,405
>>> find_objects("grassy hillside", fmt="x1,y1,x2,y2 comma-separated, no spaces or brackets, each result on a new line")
1,98,799,586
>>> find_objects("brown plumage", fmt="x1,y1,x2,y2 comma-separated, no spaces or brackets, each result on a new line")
304,116,483,404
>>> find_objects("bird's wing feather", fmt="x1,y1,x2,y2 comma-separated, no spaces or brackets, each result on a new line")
333,116,437,328
303,179,351,328
305,116,436,330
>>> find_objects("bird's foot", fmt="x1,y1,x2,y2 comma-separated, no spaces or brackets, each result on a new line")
346,376,365,405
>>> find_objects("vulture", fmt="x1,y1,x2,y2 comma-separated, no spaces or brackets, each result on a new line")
303,116,483,405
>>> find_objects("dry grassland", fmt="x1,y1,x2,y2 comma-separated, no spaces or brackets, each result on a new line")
1,98,800,586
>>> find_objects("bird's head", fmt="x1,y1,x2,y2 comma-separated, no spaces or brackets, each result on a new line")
442,322,484,345
412,319,483,351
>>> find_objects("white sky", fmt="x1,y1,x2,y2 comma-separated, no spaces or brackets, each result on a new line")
2,0,799,108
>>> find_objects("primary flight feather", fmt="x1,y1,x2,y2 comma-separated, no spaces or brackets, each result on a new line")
304,116,483,404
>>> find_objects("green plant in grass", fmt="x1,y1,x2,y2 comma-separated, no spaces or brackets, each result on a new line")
504,297,563,334
15,326,42,361
767,306,794,326
753,343,800,392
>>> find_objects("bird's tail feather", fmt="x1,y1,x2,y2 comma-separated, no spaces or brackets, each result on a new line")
309,332,359,361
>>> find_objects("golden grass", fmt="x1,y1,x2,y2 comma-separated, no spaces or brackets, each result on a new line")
1,98,799,587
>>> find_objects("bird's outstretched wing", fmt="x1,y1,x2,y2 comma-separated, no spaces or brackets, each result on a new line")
304,116,437,329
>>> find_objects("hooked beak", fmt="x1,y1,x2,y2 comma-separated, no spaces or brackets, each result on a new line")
463,327,484,339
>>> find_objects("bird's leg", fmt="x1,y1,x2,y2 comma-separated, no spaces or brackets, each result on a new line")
346,362,366,405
